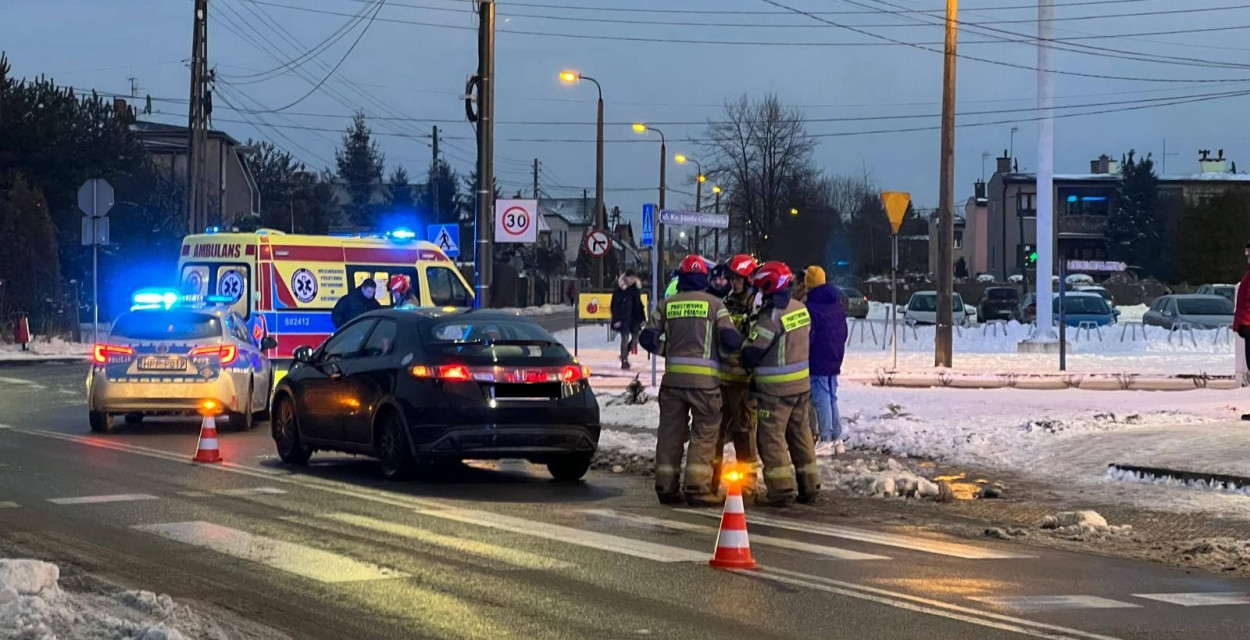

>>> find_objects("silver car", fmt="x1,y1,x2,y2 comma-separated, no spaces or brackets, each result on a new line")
904,291,968,326
1142,294,1234,330
87,305,276,432
1196,284,1236,304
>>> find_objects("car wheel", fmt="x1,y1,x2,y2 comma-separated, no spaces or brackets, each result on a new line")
547,453,593,482
271,396,311,465
88,411,113,433
227,379,256,431
376,410,417,481
123,413,143,425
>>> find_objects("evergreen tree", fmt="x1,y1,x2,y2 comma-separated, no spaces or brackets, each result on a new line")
1179,192,1250,284
417,160,459,224
388,165,414,208
0,176,62,324
334,111,385,229
1109,150,1161,276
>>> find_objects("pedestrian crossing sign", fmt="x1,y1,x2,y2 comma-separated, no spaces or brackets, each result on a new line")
427,224,460,258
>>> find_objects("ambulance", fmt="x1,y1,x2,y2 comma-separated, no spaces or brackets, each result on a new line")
177,229,474,359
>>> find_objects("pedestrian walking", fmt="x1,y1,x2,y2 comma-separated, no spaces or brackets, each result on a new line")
712,254,762,496
331,278,381,329
610,268,646,370
803,266,849,455
1235,241,1250,420
640,255,743,506
743,261,820,506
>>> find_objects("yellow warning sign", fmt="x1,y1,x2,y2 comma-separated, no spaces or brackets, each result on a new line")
881,191,911,235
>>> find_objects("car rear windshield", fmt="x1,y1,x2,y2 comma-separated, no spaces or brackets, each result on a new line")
1056,296,1109,314
1178,298,1233,315
110,311,222,341
842,288,863,299
424,317,569,359
987,288,1018,300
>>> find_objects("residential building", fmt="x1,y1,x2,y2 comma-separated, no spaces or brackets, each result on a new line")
539,196,597,264
132,120,259,227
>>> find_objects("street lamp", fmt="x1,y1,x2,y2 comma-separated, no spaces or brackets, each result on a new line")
790,207,799,216
634,122,668,388
712,186,723,257
674,154,706,254
559,69,606,288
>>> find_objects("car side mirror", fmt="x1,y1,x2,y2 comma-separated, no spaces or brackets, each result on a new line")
261,336,278,350
293,346,314,363
1113,309,1122,317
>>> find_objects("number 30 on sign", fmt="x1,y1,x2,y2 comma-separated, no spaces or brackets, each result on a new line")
494,199,538,244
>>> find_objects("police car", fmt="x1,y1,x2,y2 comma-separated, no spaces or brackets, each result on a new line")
86,290,277,432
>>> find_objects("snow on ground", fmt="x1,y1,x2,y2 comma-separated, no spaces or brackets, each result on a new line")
0,558,280,640
498,304,572,317
0,337,89,362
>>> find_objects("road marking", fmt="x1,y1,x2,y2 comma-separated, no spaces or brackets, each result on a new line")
134,521,408,583
0,377,46,390
0,501,18,508
687,510,1033,559
320,513,574,571
758,568,1124,640
48,493,159,505
414,508,707,563
969,595,1141,611
583,509,890,561
177,487,287,498
1134,592,1250,607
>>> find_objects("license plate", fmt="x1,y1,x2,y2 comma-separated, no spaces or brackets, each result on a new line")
138,356,187,371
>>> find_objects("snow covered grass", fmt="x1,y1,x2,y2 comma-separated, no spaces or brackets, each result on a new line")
497,304,572,317
0,337,90,362
0,558,283,640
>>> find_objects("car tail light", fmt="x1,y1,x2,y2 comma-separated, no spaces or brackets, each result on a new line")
410,364,472,381
560,365,590,382
189,345,238,365
92,344,134,363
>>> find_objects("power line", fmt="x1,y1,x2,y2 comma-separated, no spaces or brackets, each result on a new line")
337,0,1163,16
217,0,378,83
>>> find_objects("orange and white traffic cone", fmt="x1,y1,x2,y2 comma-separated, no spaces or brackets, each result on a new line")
193,400,223,464
709,466,758,570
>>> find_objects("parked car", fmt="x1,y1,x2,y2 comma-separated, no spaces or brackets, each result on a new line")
904,291,968,326
1142,294,1234,330
839,287,869,319
271,308,600,481
976,274,996,283
1055,292,1119,327
1195,284,1236,304
977,287,1020,322
1065,273,1095,286
1074,285,1114,308
1019,293,1037,324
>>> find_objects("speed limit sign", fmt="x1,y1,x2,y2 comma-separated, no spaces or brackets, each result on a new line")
494,198,537,244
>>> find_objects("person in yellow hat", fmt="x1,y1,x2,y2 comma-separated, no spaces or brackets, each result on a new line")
803,265,849,456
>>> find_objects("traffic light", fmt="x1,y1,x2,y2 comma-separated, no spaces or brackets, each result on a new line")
1022,245,1038,268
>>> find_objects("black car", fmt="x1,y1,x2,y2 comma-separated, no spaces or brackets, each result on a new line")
270,308,600,481
978,286,1020,321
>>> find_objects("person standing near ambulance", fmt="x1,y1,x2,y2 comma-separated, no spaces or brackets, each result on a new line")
712,254,762,495
640,255,743,506
742,261,821,506
387,274,420,308
331,278,381,328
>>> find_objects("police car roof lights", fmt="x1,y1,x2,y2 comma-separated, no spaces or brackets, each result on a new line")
131,289,180,311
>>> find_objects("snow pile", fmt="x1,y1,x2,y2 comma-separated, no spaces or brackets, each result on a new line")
498,304,572,317
0,558,272,640
1171,539,1250,572
0,338,90,361
820,457,943,500
1105,466,1250,497
1037,510,1133,539
597,390,660,430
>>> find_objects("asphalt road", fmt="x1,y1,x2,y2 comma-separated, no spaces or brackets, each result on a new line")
4,362,1250,640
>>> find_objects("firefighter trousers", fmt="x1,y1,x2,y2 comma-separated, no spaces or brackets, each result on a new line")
711,383,759,495
656,385,722,501
756,391,821,504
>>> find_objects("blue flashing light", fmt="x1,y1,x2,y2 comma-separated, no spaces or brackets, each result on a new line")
131,289,180,311
204,294,235,305
389,228,417,241
205,226,222,234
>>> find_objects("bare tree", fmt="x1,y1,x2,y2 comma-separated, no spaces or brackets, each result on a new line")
703,95,816,257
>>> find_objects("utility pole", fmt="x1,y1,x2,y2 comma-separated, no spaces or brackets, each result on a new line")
935,0,958,368
1034,0,1056,342
532,158,540,198
473,0,495,308
594,85,605,290
431,125,440,222
187,0,211,235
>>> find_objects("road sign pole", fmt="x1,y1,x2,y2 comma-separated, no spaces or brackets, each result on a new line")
92,216,99,344
1059,259,1067,371
891,232,899,371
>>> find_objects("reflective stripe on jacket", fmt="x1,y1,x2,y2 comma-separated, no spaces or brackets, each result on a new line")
747,299,812,396
646,291,735,390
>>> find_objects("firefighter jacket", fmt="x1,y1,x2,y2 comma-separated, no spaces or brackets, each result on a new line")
743,295,812,397
641,289,738,390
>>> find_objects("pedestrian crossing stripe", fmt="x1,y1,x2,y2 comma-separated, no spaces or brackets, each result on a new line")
1133,592,1250,607
969,595,1140,611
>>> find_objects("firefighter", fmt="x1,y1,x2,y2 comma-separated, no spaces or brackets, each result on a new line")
640,254,743,506
711,254,761,496
387,274,420,307
742,261,821,506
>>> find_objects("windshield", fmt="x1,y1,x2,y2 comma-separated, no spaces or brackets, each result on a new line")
110,311,223,341
987,288,1017,300
1056,296,1109,315
910,294,936,312
1178,298,1233,315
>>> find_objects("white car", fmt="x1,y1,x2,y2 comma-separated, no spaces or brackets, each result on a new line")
975,274,996,283
904,291,968,326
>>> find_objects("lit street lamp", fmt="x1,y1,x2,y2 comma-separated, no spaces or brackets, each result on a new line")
712,186,722,257
634,122,668,388
674,154,706,254
559,70,606,288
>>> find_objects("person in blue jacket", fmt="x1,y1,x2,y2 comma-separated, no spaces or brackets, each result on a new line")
803,266,849,455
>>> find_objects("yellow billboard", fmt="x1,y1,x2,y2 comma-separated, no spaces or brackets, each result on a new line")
578,292,649,322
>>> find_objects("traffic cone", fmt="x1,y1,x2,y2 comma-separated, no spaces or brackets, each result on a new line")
709,467,758,570
193,402,222,464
